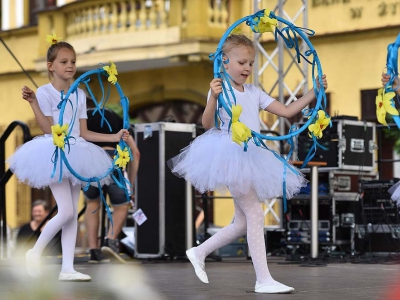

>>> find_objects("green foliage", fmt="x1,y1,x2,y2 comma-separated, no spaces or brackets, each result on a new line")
105,103,123,117
383,127,400,154
105,103,138,124
381,112,400,154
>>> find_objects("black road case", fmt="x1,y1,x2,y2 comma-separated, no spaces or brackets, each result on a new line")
134,122,196,258
296,119,376,172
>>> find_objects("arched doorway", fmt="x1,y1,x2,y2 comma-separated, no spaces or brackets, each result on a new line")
131,100,204,125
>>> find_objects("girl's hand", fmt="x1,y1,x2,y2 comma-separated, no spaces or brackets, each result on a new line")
210,78,223,99
316,75,328,90
116,129,130,142
382,73,400,88
22,86,37,103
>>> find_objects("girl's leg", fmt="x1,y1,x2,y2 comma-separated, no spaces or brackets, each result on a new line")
234,189,294,293
30,180,75,256
194,200,247,261
186,200,246,283
233,189,272,284
59,181,81,273
26,180,76,278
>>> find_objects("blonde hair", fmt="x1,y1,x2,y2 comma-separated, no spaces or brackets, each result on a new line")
222,34,255,54
46,41,76,79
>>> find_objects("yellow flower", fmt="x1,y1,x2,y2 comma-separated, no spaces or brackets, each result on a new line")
376,88,398,126
231,105,252,146
46,33,62,45
114,144,131,170
255,10,277,33
103,61,118,85
230,27,243,35
308,110,330,139
51,123,68,150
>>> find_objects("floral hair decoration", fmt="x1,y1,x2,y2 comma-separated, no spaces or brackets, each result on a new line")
46,33,62,44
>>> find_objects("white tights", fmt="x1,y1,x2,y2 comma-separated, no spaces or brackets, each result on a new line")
195,189,274,285
30,180,80,273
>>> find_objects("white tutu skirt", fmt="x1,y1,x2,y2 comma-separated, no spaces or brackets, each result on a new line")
169,129,307,201
7,135,113,189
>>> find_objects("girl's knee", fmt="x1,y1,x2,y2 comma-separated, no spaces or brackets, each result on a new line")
234,220,247,235
246,210,264,225
59,210,76,223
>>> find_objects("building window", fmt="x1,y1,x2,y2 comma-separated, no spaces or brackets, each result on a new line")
361,89,378,122
29,0,56,26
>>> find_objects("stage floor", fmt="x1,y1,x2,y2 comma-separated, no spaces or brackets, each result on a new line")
1,255,400,299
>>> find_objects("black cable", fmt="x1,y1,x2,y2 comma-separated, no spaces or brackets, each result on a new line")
0,36,38,88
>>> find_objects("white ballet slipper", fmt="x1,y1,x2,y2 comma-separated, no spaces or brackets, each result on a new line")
25,249,41,278
186,247,209,284
59,271,92,282
255,280,295,294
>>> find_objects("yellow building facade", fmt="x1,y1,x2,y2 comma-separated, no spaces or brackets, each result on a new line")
0,0,399,228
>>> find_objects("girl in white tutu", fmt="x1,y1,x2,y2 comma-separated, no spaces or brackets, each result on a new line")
7,38,129,281
169,34,328,294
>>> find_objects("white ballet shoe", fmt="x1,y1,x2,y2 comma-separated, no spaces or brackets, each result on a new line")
255,280,295,294
186,247,209,284
25,249,41,278
59,271,92,282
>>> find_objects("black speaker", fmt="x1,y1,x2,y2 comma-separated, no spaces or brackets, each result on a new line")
296,120,339,167
134,122,196,258
296,118,376,171
357,180,400,225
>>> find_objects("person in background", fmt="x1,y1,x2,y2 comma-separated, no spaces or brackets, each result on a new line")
84,107,140,263
16,200,62,255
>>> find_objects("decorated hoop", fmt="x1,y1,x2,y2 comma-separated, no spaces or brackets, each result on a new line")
52,62,132,225
210,9,329,165
376,33,400,128
209,9,329,210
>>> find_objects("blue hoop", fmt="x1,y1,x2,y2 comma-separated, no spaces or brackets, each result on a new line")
210,10,328,158
209,9,329,211
52,65,132,227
